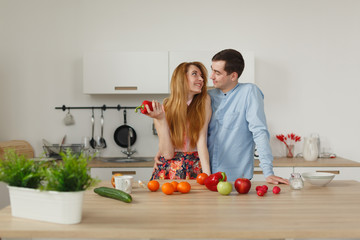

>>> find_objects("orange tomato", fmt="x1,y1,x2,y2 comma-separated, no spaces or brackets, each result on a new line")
196,173,209,185
147,180,160,192
177,181,191,193
161,182,175,195
111,173,123,188
170,181,179,192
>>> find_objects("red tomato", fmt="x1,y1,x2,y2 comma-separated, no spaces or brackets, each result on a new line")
257,190,265,196
196,173,209,185
272,186,281,194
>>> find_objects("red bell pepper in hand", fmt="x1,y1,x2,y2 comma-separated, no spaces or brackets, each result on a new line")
204,172,227,191
135,100,153,114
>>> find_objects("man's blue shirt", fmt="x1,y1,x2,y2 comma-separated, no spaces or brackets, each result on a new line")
207,83,274,181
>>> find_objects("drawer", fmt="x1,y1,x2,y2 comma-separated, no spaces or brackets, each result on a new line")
91,167,153,181
252,167,294,181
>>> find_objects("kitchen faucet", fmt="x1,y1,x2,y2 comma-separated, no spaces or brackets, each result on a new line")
121,128,136,158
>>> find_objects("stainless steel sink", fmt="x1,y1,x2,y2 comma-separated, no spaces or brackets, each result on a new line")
99,157,153,163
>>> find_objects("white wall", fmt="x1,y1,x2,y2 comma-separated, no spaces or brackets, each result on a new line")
0,0,359,162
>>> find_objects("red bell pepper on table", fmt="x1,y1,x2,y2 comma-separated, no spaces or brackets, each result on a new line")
135,100,153,114
204,172,227,191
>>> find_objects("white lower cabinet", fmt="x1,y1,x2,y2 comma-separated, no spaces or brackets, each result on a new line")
295,167,360,181
91,167,154,182
253,166,360,182
0,181,10,209
252,167,294,181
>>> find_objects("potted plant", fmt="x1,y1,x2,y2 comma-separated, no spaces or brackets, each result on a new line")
0,149,99,224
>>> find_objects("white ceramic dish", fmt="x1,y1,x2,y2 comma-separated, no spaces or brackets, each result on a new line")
302,172,335,186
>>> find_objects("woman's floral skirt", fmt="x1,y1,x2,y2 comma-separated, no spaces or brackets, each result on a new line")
150,152,202,180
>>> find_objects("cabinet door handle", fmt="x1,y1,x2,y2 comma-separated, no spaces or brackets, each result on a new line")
114,86,138,90
254,170,263,175
316,170,340,175
112,171,136,175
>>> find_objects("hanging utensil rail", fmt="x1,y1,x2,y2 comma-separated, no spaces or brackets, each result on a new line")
55,104,137,111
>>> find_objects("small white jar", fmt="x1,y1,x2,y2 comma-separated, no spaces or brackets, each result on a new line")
290,173,304,190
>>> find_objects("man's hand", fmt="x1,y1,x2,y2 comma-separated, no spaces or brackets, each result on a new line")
266,175,289,185
153,151,162,170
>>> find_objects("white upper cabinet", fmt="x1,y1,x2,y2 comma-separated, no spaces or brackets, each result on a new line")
169,50,255,88
83,51,169,94
83,50,254,94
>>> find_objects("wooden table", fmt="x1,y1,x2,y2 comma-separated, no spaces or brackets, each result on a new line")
1,180,360,239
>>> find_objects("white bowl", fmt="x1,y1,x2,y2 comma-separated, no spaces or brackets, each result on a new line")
302,172,335,186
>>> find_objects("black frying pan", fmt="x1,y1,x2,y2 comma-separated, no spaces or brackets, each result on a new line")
113,109,137,148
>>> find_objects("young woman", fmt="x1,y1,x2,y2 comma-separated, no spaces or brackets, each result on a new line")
146,62,212,179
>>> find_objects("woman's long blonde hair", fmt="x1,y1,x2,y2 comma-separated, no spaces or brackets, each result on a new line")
163,62,208,149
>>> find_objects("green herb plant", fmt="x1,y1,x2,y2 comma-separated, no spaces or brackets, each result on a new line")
0,149,44,189
41,149,99,192
0,148,99,192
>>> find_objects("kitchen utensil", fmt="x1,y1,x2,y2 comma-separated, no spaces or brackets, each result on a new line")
114,175,134,194
63,109,75,126
303,137,318,161
0,140,34,159
98,109,107,148
42,139,59,154
302,172,335,186
43,144,83,159
90,109,96,149
310,133,320,157
114,109,137,148
81,136,91,157
289,173,304,190
82,136,90,150
59,135,66,153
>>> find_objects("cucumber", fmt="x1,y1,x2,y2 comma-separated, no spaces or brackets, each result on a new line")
94,187,132,203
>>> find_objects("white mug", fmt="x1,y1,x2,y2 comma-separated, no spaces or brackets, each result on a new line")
114,176,134,194
63,112,75,126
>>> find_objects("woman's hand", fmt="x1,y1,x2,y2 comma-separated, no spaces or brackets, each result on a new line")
145,100,165,120
153,151,162,170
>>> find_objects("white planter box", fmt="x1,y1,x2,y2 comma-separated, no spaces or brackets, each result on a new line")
8,186,84,224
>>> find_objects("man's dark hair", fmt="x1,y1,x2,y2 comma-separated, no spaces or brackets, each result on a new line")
212,49,245,78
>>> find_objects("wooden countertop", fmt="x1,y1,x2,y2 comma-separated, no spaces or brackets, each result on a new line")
89,156,360,168
1,180,360,239
89,157,155,168
268,156,360,167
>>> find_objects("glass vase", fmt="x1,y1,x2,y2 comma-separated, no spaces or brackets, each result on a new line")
285,144,295,158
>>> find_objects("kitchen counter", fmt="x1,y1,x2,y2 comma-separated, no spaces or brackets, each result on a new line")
269,156,360,167
1,180,360,239
89,157,155,168
89,156,360,168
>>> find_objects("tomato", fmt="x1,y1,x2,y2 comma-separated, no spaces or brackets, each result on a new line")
161,183,175,195
170,181,179,192
234,178,251,194
255,185,267,193
111,173,123,188
272,186,281,194
257,190,265,196
196,173,208,185
217,181,232,195
147,180,160,192
177,182,191,193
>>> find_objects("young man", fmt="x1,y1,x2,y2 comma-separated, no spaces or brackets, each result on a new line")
208,49,288,184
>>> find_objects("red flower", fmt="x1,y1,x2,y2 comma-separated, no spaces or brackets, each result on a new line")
276,134,285,142
276,133,302,157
